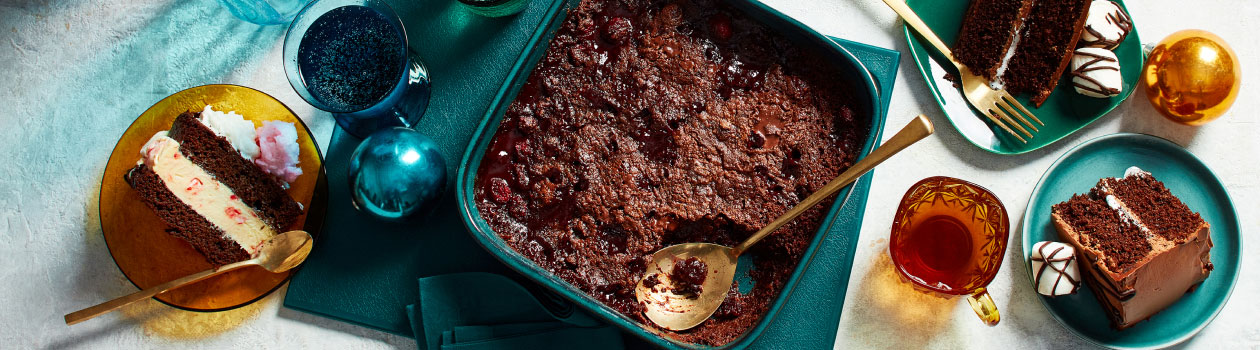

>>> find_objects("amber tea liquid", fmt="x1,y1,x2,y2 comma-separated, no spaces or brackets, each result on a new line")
891,206,981,294
889,176,1009,325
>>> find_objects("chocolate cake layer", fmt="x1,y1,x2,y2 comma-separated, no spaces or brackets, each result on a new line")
1102,175,1205,243
1052,193,1149,272
125,165,251,265
168,111,302,230
473,0,866,345
1051,171,1212,329
1004,0,1092,106
953,0,1033,80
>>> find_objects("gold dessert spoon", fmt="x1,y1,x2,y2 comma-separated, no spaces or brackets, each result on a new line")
64,230,314,325
635,115,934,331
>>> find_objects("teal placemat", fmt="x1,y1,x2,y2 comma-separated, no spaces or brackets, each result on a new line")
283,0,901,346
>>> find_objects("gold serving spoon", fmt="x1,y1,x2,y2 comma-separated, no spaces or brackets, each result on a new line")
64,230,314,325
635,115,934,331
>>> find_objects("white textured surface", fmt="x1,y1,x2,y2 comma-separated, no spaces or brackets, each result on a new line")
0,0,1254,348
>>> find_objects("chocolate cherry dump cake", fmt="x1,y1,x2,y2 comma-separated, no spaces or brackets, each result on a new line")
474,0,867,345
670,257,709,296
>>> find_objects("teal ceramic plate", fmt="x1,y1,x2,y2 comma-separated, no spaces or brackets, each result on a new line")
903,0,1143,154
1022,133,1240,349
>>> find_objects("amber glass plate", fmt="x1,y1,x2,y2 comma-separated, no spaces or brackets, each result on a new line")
100,85,326,311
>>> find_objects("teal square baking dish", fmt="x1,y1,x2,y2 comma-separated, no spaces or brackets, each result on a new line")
455,0,884,348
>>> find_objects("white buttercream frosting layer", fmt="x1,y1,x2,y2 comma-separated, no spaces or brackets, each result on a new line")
1102,166,1154,234
1124,166,1150,178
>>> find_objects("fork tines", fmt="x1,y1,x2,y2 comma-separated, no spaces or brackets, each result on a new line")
985,91,1043,143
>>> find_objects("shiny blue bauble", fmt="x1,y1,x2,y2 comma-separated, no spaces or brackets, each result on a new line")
348,127,447,221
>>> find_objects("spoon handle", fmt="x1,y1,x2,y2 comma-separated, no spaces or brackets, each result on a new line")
64,259,256,325
732,115,934,256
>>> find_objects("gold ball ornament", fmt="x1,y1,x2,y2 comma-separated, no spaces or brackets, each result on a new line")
1142,29,1241,125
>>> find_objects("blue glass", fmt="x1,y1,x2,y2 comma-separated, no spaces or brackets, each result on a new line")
348,127,447,221
219,0,310,25
283,0,431,139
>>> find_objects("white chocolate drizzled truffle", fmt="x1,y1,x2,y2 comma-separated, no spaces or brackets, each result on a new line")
1030,241,1081,297
1080,0,1132,49
1070,48,1123,98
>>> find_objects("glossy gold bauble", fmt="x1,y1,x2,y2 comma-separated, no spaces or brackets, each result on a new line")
1142,29,1240,125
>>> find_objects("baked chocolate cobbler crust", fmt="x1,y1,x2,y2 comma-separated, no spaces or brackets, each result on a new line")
473,0,867,345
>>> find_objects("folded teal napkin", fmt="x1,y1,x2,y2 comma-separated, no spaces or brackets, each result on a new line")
407,273,625,350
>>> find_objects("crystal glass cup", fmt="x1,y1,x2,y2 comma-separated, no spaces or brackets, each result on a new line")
889,176,1010,326
283,0,431,139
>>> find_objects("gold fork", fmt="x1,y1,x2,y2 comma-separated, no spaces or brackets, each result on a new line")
881,0,1043,143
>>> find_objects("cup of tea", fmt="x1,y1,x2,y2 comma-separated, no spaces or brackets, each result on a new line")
889,176,1009,326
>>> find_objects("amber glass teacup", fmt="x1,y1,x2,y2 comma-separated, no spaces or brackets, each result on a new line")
889,176,1009,326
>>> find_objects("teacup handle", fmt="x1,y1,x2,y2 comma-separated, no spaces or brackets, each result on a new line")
965,287,1000,326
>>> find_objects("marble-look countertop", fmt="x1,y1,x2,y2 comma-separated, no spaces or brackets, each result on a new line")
1,0,1254,348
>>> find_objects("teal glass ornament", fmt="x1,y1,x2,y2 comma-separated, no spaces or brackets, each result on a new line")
348,127,447,221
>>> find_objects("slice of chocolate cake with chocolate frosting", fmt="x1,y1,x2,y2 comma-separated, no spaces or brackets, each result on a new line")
953,0,1035,81
1050,167,1212,329
952,0,1094,106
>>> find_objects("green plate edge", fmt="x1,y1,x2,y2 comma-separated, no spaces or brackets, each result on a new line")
902,0,1144,155
1020,133,1241,349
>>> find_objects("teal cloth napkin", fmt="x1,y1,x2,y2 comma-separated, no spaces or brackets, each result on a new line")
407,273,625,350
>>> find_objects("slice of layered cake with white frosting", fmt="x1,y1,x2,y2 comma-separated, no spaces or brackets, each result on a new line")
126,106,304,265
1050,167,1212,329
